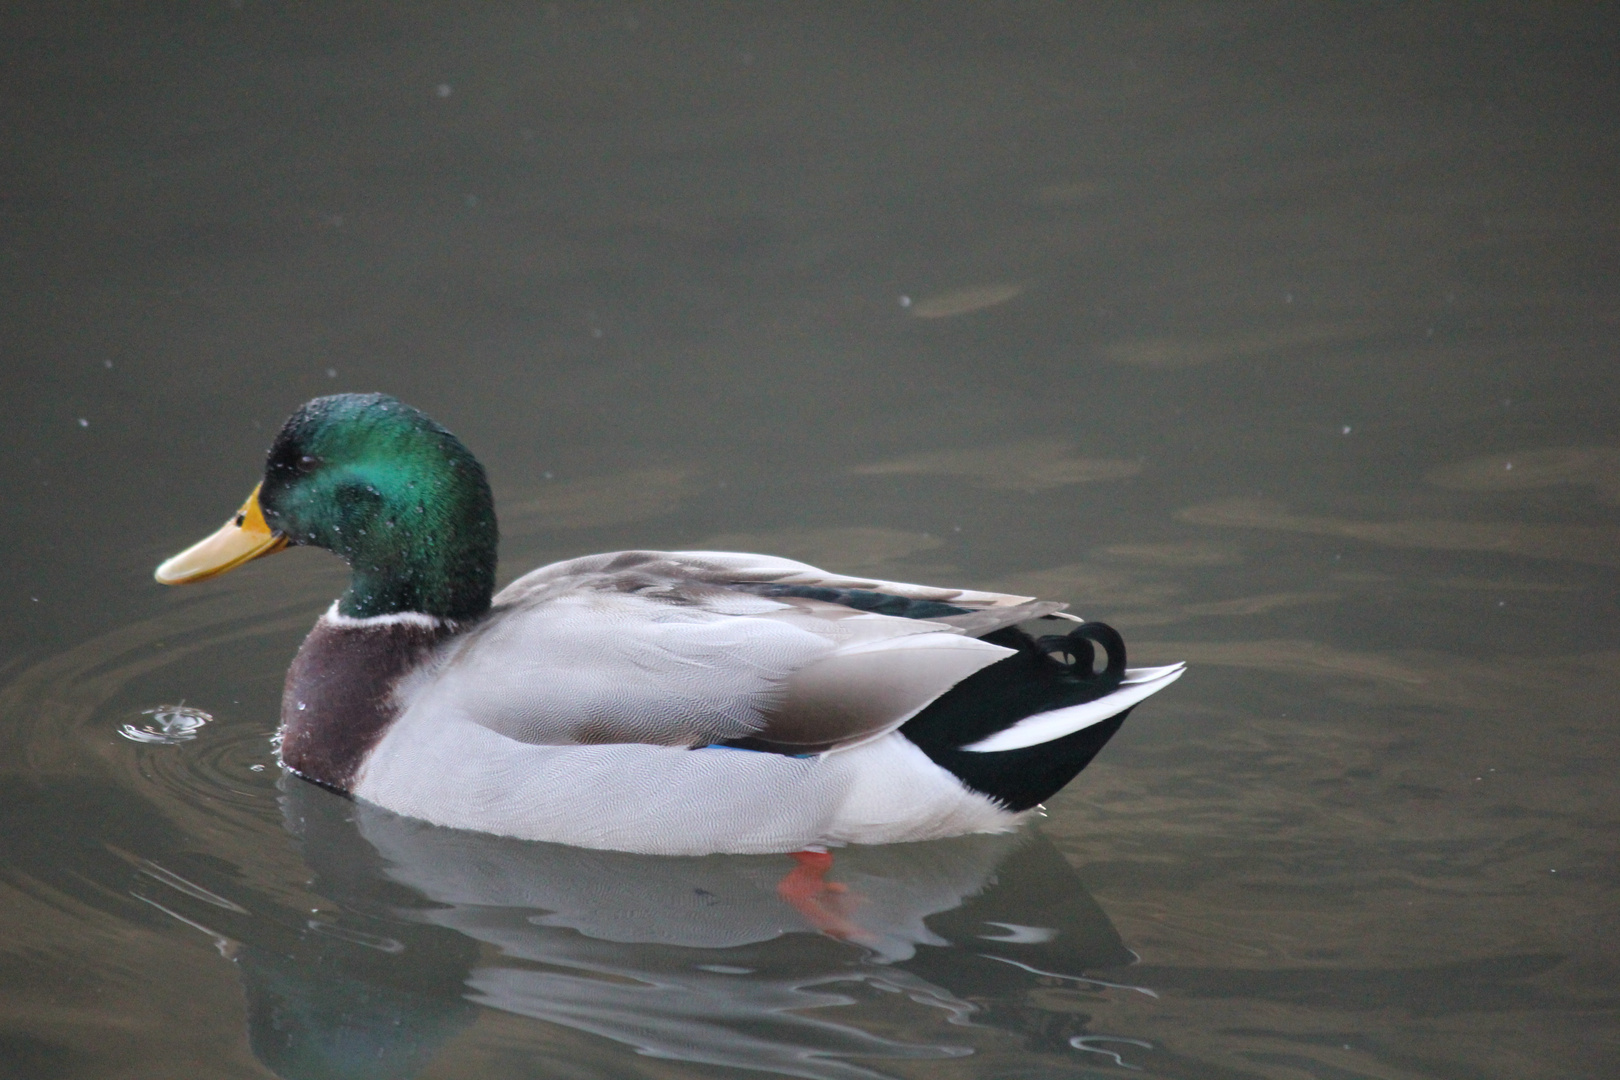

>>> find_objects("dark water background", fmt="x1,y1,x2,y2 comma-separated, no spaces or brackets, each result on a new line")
2,3,1617,1077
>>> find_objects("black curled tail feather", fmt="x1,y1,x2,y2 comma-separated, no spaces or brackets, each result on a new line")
900,621,1133,812
1036,621,1125,689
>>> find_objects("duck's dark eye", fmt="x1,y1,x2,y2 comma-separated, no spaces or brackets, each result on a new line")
284,453,323,476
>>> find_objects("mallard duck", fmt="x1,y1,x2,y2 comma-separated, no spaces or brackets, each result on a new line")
155,394,1182,855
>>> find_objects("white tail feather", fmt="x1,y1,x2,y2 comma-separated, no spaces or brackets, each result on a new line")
1121,663,1185,685
959,664,1185,753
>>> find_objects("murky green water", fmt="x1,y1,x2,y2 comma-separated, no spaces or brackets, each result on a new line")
3,4,1616,1077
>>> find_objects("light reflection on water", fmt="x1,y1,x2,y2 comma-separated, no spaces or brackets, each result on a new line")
269,789,1138,1080
2,2,1617,1078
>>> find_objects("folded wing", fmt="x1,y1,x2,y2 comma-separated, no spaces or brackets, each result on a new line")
401,551,1026,753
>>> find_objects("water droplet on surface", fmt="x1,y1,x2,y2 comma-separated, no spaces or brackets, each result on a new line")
436,83,452,97
120,705,213,745
77,417,89,427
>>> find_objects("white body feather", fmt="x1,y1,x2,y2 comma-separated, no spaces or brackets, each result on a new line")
356,727,1024,855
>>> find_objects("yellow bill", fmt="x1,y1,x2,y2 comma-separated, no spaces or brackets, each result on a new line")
155,482,290,585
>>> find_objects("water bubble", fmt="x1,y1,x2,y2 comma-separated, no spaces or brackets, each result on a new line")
436,83,453,97
120,705,213,745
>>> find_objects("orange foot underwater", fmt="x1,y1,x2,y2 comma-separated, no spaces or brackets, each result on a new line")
776,850,874,944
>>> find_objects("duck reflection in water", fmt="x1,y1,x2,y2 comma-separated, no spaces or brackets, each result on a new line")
235,778,1145,1080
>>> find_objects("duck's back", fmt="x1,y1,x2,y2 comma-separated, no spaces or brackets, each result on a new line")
391,550,1033,754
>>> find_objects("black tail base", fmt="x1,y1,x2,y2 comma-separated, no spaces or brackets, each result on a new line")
900,622,1133,812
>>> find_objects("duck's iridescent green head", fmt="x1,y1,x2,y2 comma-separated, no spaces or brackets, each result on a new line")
156,394,497,622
